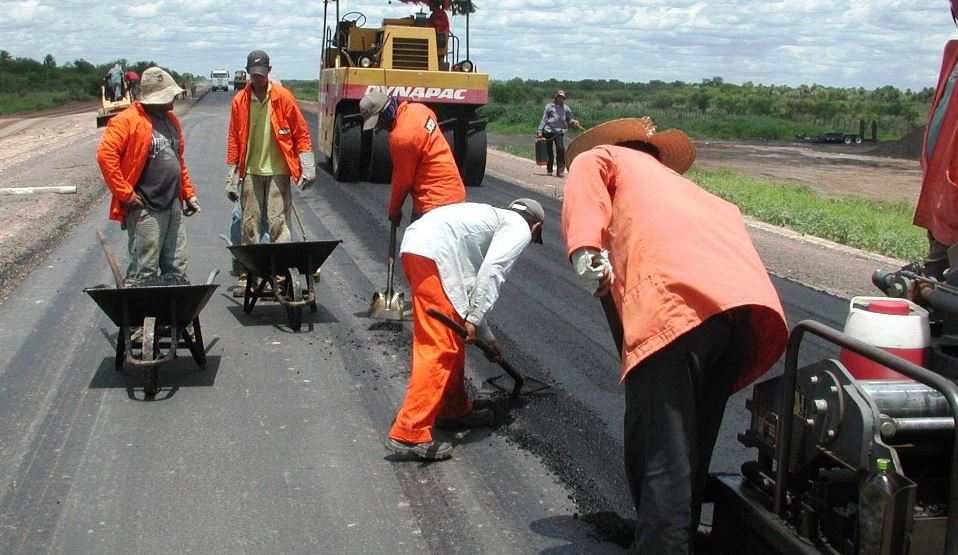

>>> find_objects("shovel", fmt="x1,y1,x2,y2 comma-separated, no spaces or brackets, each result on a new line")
368,220,405,320
426,308,553,399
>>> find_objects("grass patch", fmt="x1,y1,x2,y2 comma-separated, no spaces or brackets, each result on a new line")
491,145,925,261
498,144,534,160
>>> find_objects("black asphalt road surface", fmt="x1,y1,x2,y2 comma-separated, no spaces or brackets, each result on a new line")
0,92,848,553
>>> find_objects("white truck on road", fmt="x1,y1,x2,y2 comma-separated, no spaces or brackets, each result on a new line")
210,69,230,92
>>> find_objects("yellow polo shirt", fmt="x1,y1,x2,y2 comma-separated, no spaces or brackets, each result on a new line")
245,84,289,176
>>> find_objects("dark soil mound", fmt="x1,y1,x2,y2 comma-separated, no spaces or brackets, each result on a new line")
870,127,923,161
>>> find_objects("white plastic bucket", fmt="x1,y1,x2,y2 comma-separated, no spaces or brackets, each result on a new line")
838,296,929,380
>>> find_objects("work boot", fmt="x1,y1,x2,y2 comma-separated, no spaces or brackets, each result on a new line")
384,438,454,460
233,274,247,298
435,408,494,429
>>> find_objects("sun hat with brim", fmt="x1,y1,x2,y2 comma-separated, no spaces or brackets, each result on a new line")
138,67,184,105
565,117,696,175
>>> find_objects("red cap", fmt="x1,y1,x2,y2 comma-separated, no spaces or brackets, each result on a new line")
866,299,910,316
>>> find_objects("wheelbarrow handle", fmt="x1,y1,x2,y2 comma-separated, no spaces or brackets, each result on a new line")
425,308,524,385
96,227,126,288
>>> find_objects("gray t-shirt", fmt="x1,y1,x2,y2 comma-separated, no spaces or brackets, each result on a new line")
135,114,182,210
538,102,574,136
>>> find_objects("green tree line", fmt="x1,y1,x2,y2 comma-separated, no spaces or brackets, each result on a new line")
481,77,934,141
0,51,198,115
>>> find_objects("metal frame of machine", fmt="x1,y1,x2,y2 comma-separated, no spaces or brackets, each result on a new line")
709,267,958,554
316,0,488,187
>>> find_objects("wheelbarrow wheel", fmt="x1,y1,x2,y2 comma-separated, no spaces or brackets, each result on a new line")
286,267,303,331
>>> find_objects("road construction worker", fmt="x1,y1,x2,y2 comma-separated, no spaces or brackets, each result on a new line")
359,90,465,225
107,64,124,101
226,50,315,293
426,0,450,49
384,199,545,460
96,67,201,285
915,0,958,280
537,89,583,177
560,117,787,554
124,70,139,100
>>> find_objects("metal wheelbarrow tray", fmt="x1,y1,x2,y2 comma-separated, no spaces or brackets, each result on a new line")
84,282,218,397
227,240,341,331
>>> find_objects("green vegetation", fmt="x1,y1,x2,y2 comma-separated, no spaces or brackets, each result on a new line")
0,51,198,115
497,145,925,261
283,80,317,102
482,78,932,141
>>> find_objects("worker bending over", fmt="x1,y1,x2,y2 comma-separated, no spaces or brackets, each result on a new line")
560,117,788,554
359,90,465,225
385,199,544,460
96,67,201,285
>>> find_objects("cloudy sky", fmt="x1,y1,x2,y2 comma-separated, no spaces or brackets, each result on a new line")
1,0,956,91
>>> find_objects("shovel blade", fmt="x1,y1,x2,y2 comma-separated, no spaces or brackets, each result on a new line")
368,291,404,320
483,373,553,397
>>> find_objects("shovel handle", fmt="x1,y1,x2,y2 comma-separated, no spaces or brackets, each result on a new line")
96,228,126,288
292,202,308,241
425,308,524,385
385,220,398,296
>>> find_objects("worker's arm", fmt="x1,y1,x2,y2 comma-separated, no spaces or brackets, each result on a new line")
465,214,531,326
287,96,313,155
387,131,420,218
95,116,135,203
170,114,196,202
561,148,616,258
226,99,240,167
537,105,549,136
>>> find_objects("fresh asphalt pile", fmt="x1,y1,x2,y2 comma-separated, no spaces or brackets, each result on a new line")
0,92,851,553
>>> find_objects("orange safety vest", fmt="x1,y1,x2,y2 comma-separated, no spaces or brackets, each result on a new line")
388,102,465,217
227,82,312,181
96,103,196,223
561,146,788,390
916,40,958,246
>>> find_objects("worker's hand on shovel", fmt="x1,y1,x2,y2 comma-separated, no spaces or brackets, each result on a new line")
225,165,240,202
388,211,403,226
464,322,502,362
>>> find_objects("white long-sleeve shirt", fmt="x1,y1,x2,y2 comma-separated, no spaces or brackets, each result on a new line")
400,202,532,330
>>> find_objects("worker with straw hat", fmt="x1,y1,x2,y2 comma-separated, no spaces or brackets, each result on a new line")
560,117,788,553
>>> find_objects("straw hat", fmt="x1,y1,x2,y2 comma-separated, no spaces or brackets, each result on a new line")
139,67,184,105
565,117,696,175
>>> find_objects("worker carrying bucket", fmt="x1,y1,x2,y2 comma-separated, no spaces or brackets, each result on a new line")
383,199,545,461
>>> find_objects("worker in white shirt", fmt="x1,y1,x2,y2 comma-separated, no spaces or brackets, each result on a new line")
384,199,545,460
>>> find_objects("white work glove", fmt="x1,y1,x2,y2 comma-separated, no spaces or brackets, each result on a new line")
225,165,240,202
572,248,611,295
298,151,316,190
183,196,201,217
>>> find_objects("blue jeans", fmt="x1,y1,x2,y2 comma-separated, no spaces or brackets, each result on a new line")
229,180,271,276
124,203,187,285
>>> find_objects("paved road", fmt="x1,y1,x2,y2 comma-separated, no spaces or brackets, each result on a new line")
0,92,848,553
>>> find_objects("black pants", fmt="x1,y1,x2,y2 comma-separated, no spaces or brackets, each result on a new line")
623,309,748,554
543,132,566,175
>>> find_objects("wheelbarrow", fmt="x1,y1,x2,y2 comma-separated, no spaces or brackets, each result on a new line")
85,272,219,397
227,240,341,331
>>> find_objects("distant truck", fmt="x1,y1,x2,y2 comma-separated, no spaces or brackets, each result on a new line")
233,70,248,91
210,69,230,92
796,131,863,145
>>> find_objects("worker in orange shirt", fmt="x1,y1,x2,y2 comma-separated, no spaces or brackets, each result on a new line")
97,67,201,285
358,90,465,225
560,118,788,554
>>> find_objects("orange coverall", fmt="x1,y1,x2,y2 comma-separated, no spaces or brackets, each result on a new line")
97,103,196,223
387,102,465,219
389,253,471,444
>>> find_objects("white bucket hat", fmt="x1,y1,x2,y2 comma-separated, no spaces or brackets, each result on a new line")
139,67,184,105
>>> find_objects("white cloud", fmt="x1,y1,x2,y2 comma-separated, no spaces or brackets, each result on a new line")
0,0,954,90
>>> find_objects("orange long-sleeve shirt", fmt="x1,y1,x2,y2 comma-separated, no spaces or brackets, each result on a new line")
561,145,788,390
916,40,958,246
388,102,465,217
96,103,196,223
227,82,311,181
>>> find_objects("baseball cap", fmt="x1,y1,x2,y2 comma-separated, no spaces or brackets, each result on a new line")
138,67,184,105
555,90,566,98
507,198,545,244
246,50,270,76
360,90,391,131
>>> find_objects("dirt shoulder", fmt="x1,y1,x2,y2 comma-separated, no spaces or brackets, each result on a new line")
0,93,207,301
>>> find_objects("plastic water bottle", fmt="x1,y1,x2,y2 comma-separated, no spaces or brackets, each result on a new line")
858,458,897,554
